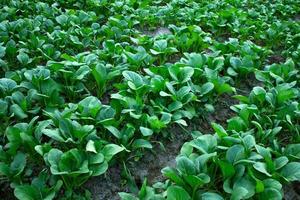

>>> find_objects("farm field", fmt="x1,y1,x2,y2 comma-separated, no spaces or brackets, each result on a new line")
0,0,300,199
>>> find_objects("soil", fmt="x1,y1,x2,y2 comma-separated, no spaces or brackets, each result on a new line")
0,182,15,200
237,73,264,95
284,183,300,200
294,14,300,21
85,164,125,200
141,27,172,37
128,127,190,185
267,54,285,64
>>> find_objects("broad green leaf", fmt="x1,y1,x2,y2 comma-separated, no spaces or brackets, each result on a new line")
92,63,107,93
253,162,272,176
132,139,152,149
200,82,214,95
168,101,183,112
280,162,300,181
285,144,300,159
122,71,144,90
166,186,191,200
232,177,255,200
10,104,28,119
218,160,235,178
0,78,17,94
139,127,153,137
78,96,102,117
86,140,97,153
91,161,108,176
162,167,185,186
230,57,242,69
119,192,138,200
43,129,65,142
55,14,68,25
200,192,223,200
226,145,245,164
0,44,5,58
105,126,122,139
17,52,30,65
211,123,227,138
102,144,124,161
10,152,26,175
176,156,196,175
14,185,40,200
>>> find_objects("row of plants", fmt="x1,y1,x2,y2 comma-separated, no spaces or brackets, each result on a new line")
132,0,300,61
120,58,300,199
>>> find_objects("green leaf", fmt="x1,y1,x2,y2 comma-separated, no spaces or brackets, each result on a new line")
0,100,8,116
55,14,68,25
89,153,104,164
92,63,107,93
275,83,297,104
274,156,288,170
200,192,223,200
251,86,266,103
122,71,144,90
132,139,153,149
139,127,153,137
218,160,235,178
102,144,124,161
43,129,65,142
75,65,90,80
10,152,26,175
47,148,63,170
91,161,108,176
86,140,97,153
105,126,122,139
169,65,194,83
280,162,300,181
78,96,102,117
200,82,214,95
285,144,300,159
151,40,168,53
168,101,183,112
226,145,245,164
228,117,246,132
189,135,217,154
10,104,28,119
243,135,256,150
180,67,194,83
258,188,282,200
227,67,238,76
0,78,17,94
119,192,138,200
176,156,196,175
14,185,40,200
230,57,242,69
166,186,191,200
211,123,227,138
231,186,248,200
184,174,210,188
0,44,6,58
253,162,272,176
183,53,206,69
216,83,235,95
232,177,255,200
17,52,30,65
162,167,185,186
